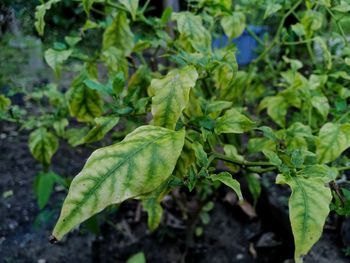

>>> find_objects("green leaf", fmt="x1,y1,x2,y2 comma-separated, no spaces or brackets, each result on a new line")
142,198,163,231
220,12,246,39
332,0,350,12
67,74,103,122
29,128,59,166
0,95,11,112
245,173,261,206
34,171,57,209
102,12,134,55
161,7,172,25
310,93,329,119
192,141,208,168
262,150,282,166
151,66,198,130
259,96,288,127
214,51,238,98
44,49,72,76
83,116,119,144
127,252,146,263
316,122,350,163
120,0,139,21
264,3,282,19
34,0,61,36
276,174,332,262
172,12,212,52
210,172,243,200
65,127,90,147
223,144,244,162
215,108,255,134
51,125,185,240
82,0,98,15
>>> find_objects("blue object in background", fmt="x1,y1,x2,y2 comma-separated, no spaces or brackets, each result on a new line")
212,26,267,66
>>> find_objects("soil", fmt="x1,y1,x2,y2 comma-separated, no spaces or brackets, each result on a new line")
0,123,349,263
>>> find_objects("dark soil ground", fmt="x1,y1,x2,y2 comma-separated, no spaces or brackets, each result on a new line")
0,123,349,263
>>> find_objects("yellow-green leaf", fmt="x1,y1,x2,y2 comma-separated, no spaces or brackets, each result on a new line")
29,128,59,166
210,172,243,200
151,66,198,130
120,0,139,21
142,197,163,231
102,12,134,55
34,0,61,36
259,96,288,127
44,49,72,76
83,116,119,144
0,94,11,112
316,122,350,163
220,12,246,39
215,108,255,134
172,12,211,52
51,125,185,240
276,174,332,262
67,74,103,122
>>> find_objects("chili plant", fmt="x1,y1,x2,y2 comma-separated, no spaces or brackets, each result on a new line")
8,0,350,262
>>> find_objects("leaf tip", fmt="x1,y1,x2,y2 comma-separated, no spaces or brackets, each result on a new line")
48,235,58,244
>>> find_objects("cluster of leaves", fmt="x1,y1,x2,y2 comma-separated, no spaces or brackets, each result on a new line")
2,0,350,262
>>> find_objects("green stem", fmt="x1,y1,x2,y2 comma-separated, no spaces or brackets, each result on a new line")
337,166,350,172
326,7,348,46
211,153,273,167
252,0,303,64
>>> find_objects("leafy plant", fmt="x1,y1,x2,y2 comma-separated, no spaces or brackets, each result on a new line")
4,0,350,262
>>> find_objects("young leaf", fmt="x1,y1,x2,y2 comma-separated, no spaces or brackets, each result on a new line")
119,0,139,21
34,0,61,36
264,3,282,19
220,12,246,39
151,66,198,130
316,122,350,163
142,198,163,231
51,125,185,240
192,141,208,168
215,108,255,134
276,174,332,262
210,172,243,201
29,128,59,166
103,11,134,55
44,49,72,76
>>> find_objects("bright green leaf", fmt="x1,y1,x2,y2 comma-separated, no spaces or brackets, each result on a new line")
264,3,282,19
127,252,146,263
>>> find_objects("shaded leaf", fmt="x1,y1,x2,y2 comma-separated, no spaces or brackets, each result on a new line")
35,0,61,36
29,128,59,166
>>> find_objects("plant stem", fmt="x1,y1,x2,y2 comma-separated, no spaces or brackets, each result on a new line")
337,166,350,172
253,0,303,64
211,153,273,167
326,7,348,46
